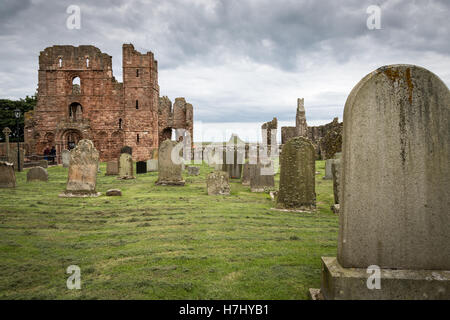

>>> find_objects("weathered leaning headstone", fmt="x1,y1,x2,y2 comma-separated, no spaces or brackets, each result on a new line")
276,136,315,210
147,159,158,172
136,161,147,174
118,153,134,179
106,161,119,175
59,140,100,197
61,150,70,168
155,140,185,186
207,171,230,195
26,167,48,182
316,65,450,300
0,161,16,188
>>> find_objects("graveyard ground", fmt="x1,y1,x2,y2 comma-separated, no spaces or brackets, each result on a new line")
0,160,338,299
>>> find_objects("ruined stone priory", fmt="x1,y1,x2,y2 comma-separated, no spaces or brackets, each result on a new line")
24,44,193,163
316,64,450,300
276,136,316,210
59,139,100,197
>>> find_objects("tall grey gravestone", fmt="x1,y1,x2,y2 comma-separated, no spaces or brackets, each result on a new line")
0,161,16,188
316,65,450,300
155,140,185,186
62,150,70,168
276,136,315,210
59,140,100,197
118,153,134,179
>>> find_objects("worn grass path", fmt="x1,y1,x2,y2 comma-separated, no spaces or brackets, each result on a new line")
0,160,337,299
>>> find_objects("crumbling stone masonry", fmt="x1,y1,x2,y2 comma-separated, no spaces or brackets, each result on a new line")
24,44,193,163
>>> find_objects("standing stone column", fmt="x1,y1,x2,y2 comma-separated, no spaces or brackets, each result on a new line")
276,136,315,210
315,64,450,300
59,139,100,197
155,140,185,186
2,127,11,162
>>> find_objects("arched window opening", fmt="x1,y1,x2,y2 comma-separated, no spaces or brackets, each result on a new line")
69,102,83,121
72,76,81,94
86,58,90,68
119,118,123,129
59,58,63,68
135,100,139,109
136,69,139,77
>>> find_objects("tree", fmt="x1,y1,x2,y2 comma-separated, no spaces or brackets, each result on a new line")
0,94,37,143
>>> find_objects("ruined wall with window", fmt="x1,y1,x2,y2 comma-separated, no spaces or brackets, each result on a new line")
158,96,194,147
24,44,171,162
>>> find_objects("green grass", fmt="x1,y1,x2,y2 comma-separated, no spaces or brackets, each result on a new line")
0,160,337,300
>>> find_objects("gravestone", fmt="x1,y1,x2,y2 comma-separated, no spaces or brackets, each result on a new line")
59,140,100,197
155,140,185,186
147,159,158,172
187,166,200,176
0,161,15,188
136,161,147,174
61,150,70,168
276,136,315,210
106,161,119,175
323,159,334,180
207,171,230,195
26,167,48,182
120,146,132,155
316,65,450,300
222,147,244,179
250,162,275,193
39,160,48,168
331,159,341,205
10,147,24,172
241,163,251,186
118,153,134,179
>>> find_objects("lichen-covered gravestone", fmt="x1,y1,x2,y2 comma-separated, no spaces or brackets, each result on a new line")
0,161,15,188
317,65,450,300
155,140,185,186
207,171,230,195
276,136,315,210
106,161,119,176
61,150,70,168
59,140,100,197
118,153,134,179
26,167,48,182
323,159,334,180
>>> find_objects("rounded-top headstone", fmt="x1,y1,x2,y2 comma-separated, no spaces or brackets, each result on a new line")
338,65,450,270
27,167,48,182
120,146,132,155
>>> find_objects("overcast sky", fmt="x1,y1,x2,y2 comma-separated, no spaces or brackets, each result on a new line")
0,0,449,142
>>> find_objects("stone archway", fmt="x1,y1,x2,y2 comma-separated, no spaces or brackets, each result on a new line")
62,129,82,150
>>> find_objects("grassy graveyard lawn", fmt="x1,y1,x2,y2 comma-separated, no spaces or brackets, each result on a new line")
0,160,338,300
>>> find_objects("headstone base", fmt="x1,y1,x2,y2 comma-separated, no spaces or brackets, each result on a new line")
117,176,135,180
155,180,185,186
59,191,101,198
314,257,450,300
